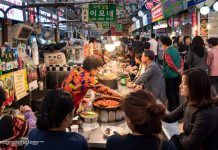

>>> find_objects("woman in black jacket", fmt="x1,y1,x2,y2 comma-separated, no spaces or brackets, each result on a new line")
162,68,218,150
179,36,191,59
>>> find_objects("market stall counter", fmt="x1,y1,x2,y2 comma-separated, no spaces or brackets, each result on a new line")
76,84,180,149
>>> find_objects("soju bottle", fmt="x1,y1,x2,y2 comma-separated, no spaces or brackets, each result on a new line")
12,48,18,71
5,51,11,73
120,74,126,86
1,53,6,74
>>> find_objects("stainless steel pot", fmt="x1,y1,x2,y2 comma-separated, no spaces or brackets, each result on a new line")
79,111,98,123
92,97,124,123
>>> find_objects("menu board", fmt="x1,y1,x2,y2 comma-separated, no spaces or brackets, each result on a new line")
14,69,29,101
208,11,218,38
0,73,15,106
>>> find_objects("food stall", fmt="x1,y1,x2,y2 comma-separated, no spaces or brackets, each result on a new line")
61,58,180,148
69,84,180,149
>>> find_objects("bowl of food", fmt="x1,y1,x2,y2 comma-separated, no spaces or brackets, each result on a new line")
79,110,98,123
97,72,118,89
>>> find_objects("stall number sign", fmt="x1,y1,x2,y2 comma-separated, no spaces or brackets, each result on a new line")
89,4,116,22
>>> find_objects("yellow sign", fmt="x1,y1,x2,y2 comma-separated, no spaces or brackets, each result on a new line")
13,69,29,100
0,72,15,106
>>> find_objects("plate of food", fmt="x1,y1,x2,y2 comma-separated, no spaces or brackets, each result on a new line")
102,126,129,138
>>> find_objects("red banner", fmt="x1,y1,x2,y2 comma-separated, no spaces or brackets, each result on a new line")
151,3,164,22
145,0,154,10
192,12,198,36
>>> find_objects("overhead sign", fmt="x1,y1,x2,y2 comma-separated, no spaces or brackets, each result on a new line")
151,3,164,22
82,4,89,22
143,14,148,26
147,11,152,24
162,0,184,18
0,4,23,21
4,0,23,6
145,0,154,9
136,20,140,29
208,12,218,38
187,0,206,8
88,4,116,22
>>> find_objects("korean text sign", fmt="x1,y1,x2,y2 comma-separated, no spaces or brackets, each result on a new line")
89,4,116,22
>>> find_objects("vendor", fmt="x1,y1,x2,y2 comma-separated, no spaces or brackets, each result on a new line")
61,56,123,111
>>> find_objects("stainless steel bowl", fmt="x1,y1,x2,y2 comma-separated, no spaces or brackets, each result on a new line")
79,111,98,123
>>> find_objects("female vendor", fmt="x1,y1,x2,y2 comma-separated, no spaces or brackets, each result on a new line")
61,56,122,111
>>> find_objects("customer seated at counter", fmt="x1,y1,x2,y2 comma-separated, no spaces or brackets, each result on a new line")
127,50,165,101
62,56,122,111
25,90,88,150
162,68,218,150
0,87,37,149
106,90,176,150
127,53,145,81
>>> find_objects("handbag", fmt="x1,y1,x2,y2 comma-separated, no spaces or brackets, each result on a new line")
170,134,183,150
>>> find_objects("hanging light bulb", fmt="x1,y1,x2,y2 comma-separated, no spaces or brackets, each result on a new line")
111,36,116,41
213,1,218,11
200,3,210,15
105,43,116,52
114,41,121,47
138,10,144,17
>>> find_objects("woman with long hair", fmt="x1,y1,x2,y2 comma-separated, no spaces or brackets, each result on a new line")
162,68,218,150
107,90,176,150
185,36,208,71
